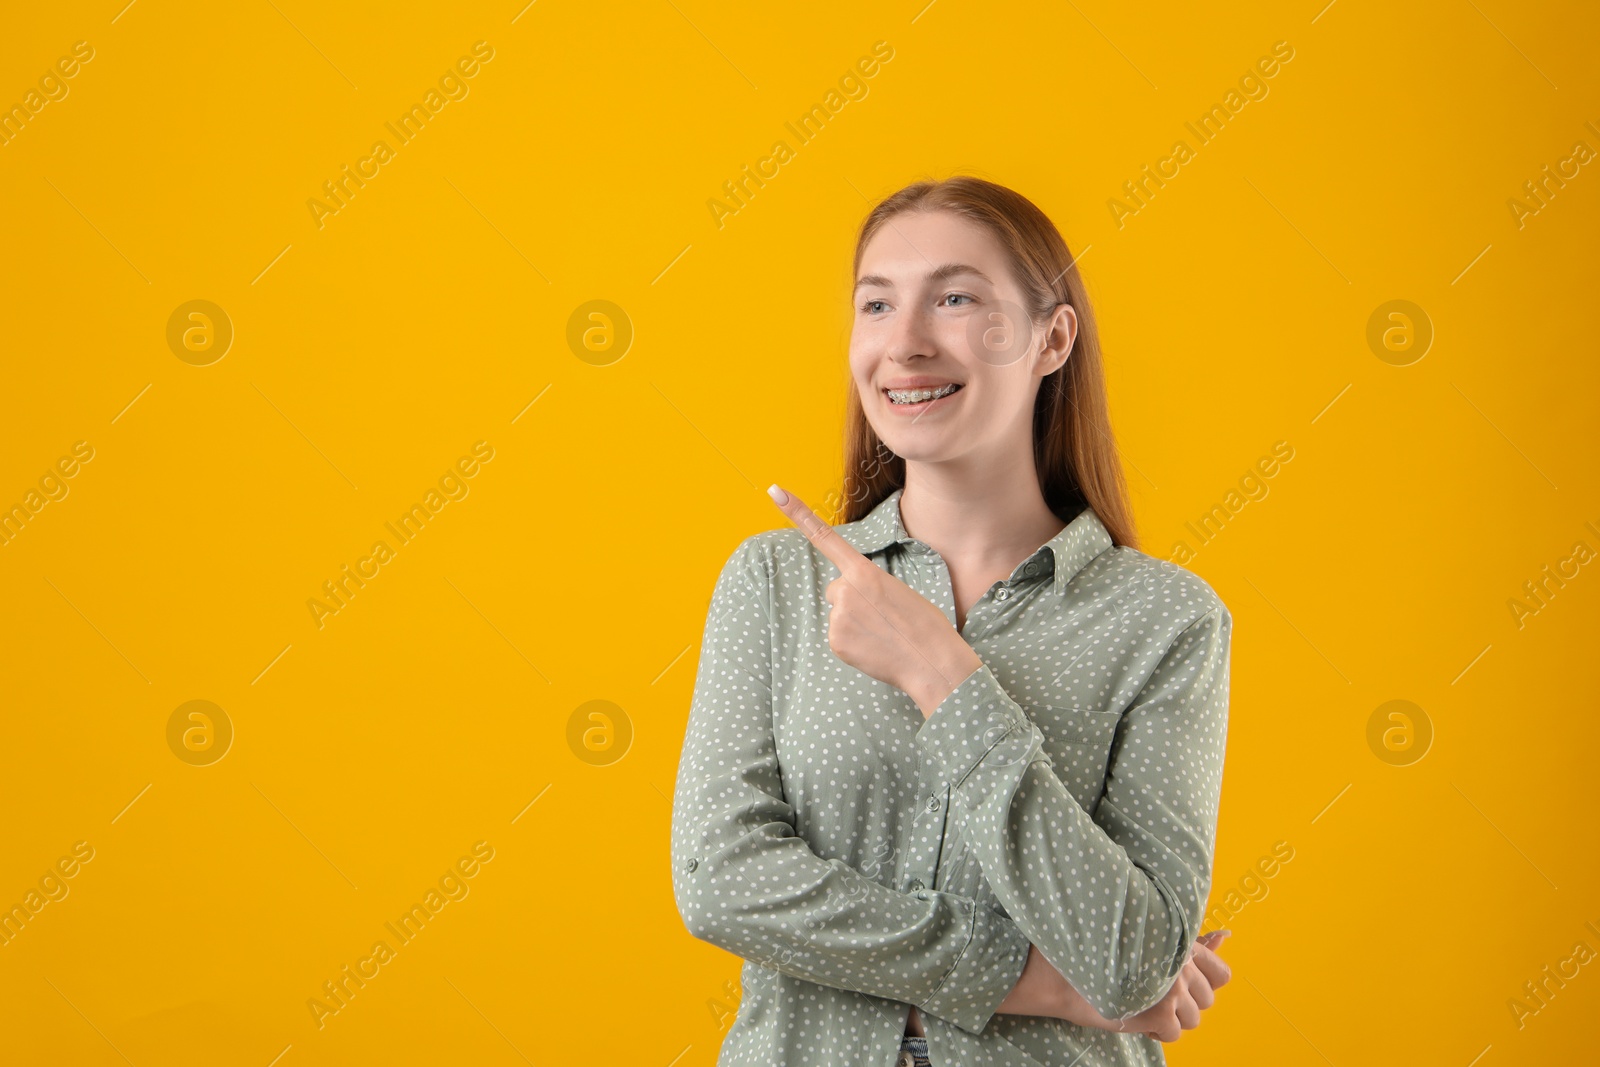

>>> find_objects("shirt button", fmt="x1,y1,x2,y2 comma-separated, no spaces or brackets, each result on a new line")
899,1052,915,1067
926,795,941,812
907,878,925,891
685,857,698,872
995,588,1011,601
1023,562,1038,576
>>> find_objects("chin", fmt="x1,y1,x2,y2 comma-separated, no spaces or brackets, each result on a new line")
869,430,952,465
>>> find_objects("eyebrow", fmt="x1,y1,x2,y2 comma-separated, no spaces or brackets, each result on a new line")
853,263,995,292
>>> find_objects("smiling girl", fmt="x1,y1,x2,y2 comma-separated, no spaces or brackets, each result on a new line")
672,175,1234,1066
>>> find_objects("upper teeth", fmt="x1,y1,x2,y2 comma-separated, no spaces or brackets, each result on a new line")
887,383,959,404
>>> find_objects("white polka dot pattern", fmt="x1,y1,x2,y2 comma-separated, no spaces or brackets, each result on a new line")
670,488,1232,1066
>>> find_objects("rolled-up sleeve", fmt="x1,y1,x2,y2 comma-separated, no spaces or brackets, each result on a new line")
916,604,1232,1020
670,538,1032,1034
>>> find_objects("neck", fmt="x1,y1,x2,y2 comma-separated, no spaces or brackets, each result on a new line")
897,452,1066,570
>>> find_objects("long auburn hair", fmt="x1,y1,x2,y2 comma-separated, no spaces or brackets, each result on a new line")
836,175,1139,550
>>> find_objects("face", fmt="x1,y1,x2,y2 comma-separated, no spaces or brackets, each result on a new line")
849,209,1076,469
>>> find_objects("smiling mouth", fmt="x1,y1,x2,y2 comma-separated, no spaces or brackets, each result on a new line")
885,383,963,405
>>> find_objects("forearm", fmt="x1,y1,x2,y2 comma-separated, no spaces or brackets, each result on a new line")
915,610,1231,1019
673,807,1031,1032
673,540,1033,1034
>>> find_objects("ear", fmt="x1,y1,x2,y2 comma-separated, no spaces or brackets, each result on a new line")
1037,303,1077,378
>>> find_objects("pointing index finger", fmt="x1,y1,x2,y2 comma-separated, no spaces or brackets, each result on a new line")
767,484,870,576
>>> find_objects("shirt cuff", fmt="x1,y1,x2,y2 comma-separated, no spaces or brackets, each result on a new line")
918,893,1033,1034
916,662,1042,788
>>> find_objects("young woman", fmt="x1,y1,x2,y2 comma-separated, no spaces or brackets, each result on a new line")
671,176,1234,1066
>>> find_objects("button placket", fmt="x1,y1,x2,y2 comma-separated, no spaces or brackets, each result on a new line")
920,552,962,634
915,783,947,895
901,776,950,894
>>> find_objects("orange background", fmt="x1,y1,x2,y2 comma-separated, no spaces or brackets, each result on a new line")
1,1,1596,1064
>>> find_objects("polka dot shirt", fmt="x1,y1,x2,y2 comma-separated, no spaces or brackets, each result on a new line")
670,487,1232,1066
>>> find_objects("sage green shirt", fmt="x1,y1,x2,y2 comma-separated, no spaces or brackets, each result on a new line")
670,488,1232,1066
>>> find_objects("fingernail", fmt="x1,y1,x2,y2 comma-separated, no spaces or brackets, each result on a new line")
766,484,789,505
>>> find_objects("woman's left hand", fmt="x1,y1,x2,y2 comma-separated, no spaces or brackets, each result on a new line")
1116,930,1233,1042
768,484,982,716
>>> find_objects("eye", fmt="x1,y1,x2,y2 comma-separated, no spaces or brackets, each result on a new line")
941,293,975,307
858,299,888,315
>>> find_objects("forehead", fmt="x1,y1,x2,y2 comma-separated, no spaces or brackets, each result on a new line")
856,210,1013,286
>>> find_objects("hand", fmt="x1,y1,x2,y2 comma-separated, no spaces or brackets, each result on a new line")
1114,930,1233,1042
997,932,1232,1039
766,484,981,715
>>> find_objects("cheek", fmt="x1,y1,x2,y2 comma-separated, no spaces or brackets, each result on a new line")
847,333,875,373
940,317,976,362
847,344,879,394
966,374,1030,430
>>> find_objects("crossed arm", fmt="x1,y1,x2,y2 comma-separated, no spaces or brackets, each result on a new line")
670,535,1233,1035
670,542,1035,1033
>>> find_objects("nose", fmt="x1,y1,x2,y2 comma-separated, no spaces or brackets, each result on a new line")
883,302,937,364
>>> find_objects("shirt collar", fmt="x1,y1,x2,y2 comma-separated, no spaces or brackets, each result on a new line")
835,487,1113,596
